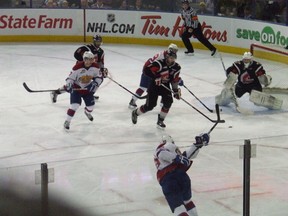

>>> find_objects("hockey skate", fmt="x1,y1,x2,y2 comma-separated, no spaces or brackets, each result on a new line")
131,109,138,124
85,110,94,121
50,90,61,103
129,99,137,109
157,114,166,129
185,50,194,56
64,120,70,130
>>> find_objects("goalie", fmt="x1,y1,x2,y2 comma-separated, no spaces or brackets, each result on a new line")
215,52,283,110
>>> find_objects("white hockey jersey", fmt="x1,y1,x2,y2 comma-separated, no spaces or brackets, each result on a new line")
66,62,103,89
154,141,200,182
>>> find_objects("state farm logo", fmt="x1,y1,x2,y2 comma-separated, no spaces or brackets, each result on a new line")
141,15,227,42
0,15,73,29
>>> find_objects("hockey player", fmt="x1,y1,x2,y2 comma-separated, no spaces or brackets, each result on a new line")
63,51,108,130
129,43,179,109
215,52,282,110
50,34,105,103
154,133,210,216
131,50,181,128
180,0,217,56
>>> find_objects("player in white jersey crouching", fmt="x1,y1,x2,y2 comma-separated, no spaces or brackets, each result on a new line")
63,51,108,130
154,133,209,216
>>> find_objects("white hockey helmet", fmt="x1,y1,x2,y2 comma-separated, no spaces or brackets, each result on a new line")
242,51,253,60
83,51,94,60
242,52,253,68
168,43,178,53
161,135,181,154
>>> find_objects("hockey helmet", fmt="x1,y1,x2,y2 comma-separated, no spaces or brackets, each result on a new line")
166,49,177,59
168,43,178,53
162,135,175,145
83,51,94,60
242,51,253,60
242,52,253,68
93,34,102,46
161,135,180,154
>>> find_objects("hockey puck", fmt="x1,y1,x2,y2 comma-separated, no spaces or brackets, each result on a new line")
228,126,233,128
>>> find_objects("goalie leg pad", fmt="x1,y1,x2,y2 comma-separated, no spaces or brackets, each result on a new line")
215,88,233,106
223,73,237,89
249,90,283,110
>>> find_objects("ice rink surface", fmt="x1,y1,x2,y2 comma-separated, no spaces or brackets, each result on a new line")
0,43,288,215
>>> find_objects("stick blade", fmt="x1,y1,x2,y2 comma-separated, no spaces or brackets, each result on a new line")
23,82,33,92
215,104,225,123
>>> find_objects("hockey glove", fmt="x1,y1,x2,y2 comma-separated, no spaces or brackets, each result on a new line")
178,78,184,87
64,83,73,93
194,133,210,148
265,75,272,87
155,77,162,86
88,81,98,93
173,88,181,100
100,68,108,78
173,155,190,167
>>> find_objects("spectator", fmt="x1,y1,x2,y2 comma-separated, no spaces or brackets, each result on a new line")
205,0,214,13
133,0,144,10
119,0,129,9
62,0,69,8
197,2,212,15
45,0,58,8
218,5,228,16
14,0,27,7
92,0,105,8
243,6,253,19
262,0,281,22
80,0,90,8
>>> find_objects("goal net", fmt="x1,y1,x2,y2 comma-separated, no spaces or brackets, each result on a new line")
250,43,288,96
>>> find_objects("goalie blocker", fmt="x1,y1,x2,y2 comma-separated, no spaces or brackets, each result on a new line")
249,90,283,110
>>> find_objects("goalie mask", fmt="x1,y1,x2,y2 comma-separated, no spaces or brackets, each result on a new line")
242,52,253,68
93,34,102,47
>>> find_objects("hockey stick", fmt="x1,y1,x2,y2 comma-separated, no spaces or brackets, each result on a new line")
182,84,213,113
23,82,60,93
23,82,85,93
218,54,253,115
219,52,226,72
161,84,225,123
106,76,147,99
188,104,222,159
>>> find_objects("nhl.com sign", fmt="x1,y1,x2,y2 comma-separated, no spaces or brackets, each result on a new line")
87,13,135,34
86,13,227,41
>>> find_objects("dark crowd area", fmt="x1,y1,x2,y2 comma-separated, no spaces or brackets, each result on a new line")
0,0,287,25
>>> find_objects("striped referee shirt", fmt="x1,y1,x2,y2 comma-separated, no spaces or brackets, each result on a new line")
181,7,199,29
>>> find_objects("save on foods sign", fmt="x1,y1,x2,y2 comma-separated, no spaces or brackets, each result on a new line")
233,19,288,48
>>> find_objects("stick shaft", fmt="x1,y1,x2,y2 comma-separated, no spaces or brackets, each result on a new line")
107,76,147,99
183,84,213,113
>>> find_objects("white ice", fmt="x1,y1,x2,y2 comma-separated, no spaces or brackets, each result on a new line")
0,43,288,215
